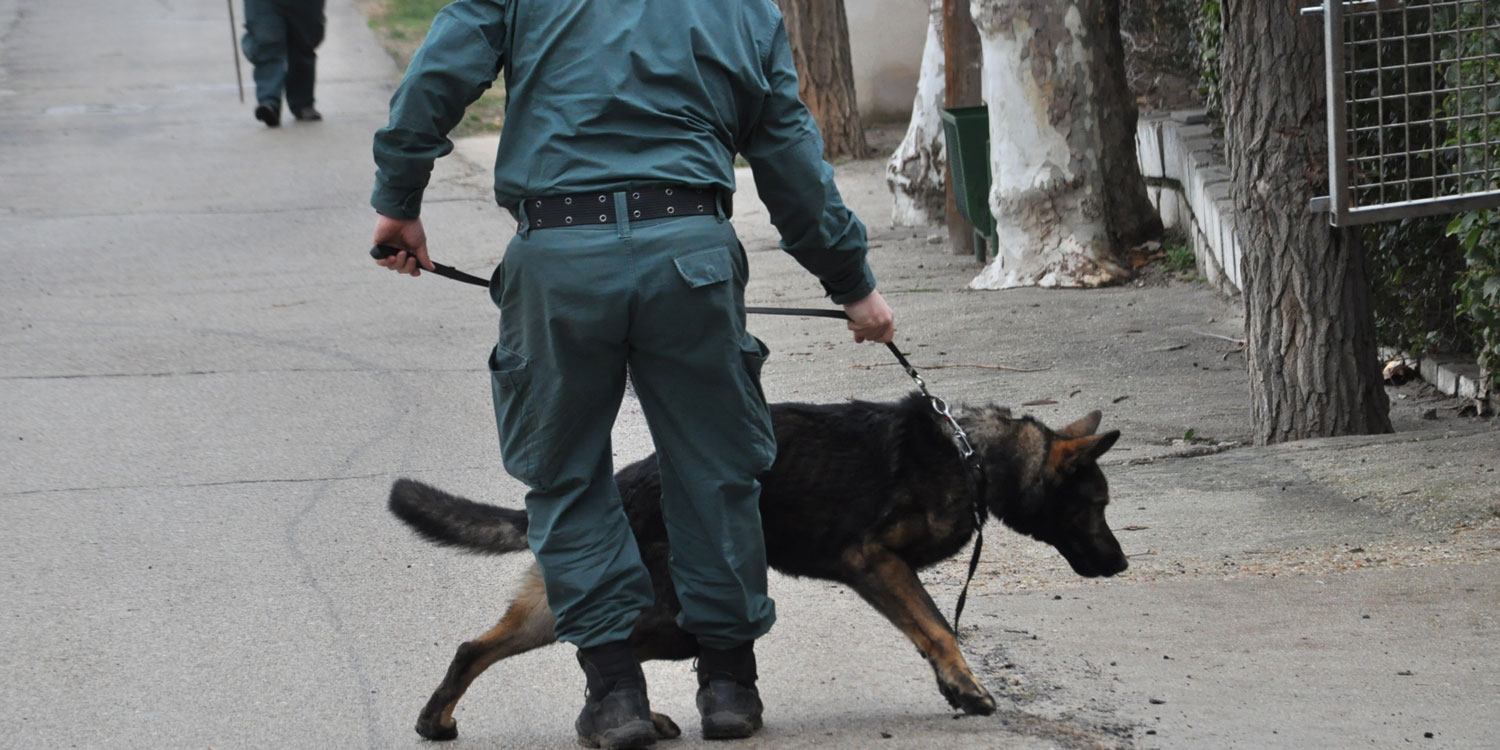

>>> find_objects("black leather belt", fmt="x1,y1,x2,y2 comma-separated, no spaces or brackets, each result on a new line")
524,186,721,230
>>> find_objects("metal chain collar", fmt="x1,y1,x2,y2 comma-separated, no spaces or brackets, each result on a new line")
887,345,977,465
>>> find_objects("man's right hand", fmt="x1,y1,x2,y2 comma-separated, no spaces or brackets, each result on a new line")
844,289,895,344
372,214,435,276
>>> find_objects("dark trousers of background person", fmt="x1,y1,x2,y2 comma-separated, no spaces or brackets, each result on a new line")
241,0,326,117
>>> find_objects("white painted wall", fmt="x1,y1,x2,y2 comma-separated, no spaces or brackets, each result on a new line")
847,0,928,121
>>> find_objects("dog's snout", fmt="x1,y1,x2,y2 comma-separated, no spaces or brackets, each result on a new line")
1094,533,1129,577
1056,529,1129,578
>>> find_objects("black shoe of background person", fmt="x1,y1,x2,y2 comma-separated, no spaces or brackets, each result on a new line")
576,642,657,749
696,641,764,740
293,105,322,122
254,102,280,128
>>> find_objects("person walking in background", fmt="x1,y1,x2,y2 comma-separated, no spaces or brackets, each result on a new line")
240,0,326,127
370,1,895,747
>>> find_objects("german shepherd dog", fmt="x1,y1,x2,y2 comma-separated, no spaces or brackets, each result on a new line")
390,393,1128,741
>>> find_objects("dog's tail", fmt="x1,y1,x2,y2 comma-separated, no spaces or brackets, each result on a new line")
388,478,530,555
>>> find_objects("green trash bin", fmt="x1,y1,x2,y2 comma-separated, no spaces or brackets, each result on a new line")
939,105,996,262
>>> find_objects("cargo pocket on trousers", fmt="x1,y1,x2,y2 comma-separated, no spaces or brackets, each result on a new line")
740,333,770,385
673,246,733,288
739,333,777,470
489,344,540,486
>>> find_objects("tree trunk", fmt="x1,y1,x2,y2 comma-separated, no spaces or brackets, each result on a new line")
1090,0,1160,249
968,0,1144,289
776,0,869,160
944,0,985,255
1221,2,1392,444
886,0,947,227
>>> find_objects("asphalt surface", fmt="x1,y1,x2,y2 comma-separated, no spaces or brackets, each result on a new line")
3,1,1498,748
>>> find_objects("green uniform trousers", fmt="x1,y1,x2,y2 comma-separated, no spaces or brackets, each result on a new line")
488,208,777,650
240,0,325,113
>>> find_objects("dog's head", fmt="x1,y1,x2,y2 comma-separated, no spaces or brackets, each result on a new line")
967,408,1128,578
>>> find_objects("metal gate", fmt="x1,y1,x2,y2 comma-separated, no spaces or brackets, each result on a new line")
1307,0,1500,226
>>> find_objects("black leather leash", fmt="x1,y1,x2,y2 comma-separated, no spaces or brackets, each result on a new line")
371,246,988,634
371,244,491,286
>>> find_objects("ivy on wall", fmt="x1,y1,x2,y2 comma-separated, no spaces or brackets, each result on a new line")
1449,210,1500,388
1441,2,1500,389
1193,0,1221,117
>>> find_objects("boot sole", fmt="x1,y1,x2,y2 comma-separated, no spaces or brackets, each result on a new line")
700,712,763,740
577,719,657,749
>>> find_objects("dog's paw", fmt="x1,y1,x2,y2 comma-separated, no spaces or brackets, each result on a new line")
415,715,458,741
651,710,681,739
956,689,997,716
938,676,997,716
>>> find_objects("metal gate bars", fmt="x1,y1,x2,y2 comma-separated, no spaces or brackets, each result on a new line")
1306,0,1500,226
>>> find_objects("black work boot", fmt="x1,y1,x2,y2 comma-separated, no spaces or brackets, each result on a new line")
575,641,656,749
696,642,763,740
253,101,280,128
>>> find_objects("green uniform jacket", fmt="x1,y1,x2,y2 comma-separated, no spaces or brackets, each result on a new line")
371,0,876,304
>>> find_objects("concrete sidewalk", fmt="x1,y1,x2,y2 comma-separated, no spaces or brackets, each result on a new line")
2,1,1497,748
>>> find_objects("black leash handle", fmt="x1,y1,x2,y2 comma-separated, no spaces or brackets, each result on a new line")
370,244,490,287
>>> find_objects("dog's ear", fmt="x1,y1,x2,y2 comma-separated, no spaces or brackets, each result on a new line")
1047,430,1121,473
1085,430,1120,460
1056,410,1103,438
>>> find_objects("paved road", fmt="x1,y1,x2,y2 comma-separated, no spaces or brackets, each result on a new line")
3,1,1498,748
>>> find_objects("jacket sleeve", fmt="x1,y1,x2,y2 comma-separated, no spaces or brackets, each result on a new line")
371,0,509,219
740,20,876,305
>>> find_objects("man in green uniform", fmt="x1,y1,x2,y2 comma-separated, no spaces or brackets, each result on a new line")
370,1,894,747
240,0,326,127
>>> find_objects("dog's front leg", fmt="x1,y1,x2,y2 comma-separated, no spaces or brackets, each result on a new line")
841,545,997,715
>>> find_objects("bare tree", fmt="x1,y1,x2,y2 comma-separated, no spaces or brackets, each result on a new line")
775,0,869,160
887,0,947,226
968,0,1159,289
1221,2,1391,443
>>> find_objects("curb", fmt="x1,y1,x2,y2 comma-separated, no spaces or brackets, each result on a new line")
1382,348,1496,412
1142,109,1494,414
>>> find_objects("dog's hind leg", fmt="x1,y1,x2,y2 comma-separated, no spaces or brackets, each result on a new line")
413,566,558,740
412,564,683,742
841,544,997,716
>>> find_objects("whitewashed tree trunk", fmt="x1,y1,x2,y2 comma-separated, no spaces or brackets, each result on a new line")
968,0,1129,289
886,0,947,227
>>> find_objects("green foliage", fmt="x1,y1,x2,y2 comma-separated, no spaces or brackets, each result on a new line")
1447,210,1500,389
1164,238,1195,273
1440,4,1500,391
1366,218,1475,357
380,0,452,40
1193,0,1222,115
